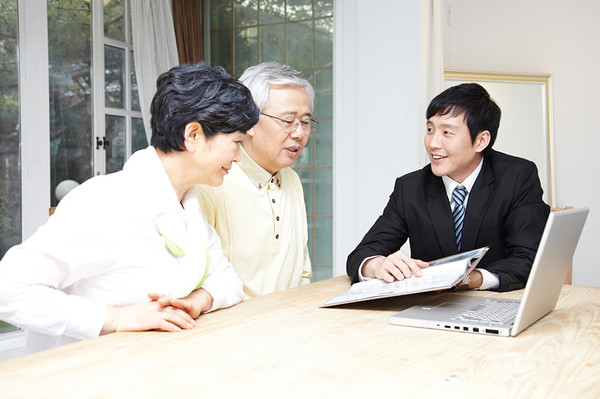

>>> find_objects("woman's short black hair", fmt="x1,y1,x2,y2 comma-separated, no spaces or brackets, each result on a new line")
150,62,259,152
426,83,501,155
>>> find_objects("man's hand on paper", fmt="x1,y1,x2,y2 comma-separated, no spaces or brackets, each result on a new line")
363,250,429,283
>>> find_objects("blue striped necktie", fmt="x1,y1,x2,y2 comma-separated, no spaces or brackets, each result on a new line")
452,185,468,251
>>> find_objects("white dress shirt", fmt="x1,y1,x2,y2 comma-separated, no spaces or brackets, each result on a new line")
441,158,499,290
0,147,243,353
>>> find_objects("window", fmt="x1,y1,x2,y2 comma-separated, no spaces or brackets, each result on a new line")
48,0,93,206
48,0,144,207
208,0,334,281
0,0,20,335
101,0,145,175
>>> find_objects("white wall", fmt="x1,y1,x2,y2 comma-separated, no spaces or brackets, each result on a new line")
444,0,600,286
333,0,424,275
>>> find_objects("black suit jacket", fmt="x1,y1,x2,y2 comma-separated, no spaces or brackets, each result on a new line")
346,150,550,291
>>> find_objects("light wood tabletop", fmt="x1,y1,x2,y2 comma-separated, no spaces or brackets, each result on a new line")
0,276,599,398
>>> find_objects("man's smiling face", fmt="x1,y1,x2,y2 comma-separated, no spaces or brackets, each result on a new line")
425,112,489,183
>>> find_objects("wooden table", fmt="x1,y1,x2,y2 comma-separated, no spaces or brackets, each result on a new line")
1,276,599,398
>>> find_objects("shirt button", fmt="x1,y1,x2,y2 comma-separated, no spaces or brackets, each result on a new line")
271,179,274,183
272,199,276,203
276,216,280,221
275,234,279,239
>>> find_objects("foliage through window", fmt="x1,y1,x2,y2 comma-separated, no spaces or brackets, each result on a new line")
48,0,93,206
48,0,144,205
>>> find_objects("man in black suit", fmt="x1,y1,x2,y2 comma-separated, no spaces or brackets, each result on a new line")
347,83,549,292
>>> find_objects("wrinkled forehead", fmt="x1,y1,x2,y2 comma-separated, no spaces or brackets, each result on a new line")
264,84,311,113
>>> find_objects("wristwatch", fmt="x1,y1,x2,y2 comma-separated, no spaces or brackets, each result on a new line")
454,273,471,291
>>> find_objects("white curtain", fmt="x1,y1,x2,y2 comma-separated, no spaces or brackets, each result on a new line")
131,0,180,142
426,0,445,102
418,0,446,167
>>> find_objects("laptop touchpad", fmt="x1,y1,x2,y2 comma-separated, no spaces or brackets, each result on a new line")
422,300,467,310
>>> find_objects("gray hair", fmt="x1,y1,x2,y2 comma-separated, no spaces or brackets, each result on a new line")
239,62,315,112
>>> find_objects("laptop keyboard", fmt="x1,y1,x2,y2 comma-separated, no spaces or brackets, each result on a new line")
451,299,520,325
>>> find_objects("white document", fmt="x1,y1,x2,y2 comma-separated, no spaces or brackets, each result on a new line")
322,247,488,307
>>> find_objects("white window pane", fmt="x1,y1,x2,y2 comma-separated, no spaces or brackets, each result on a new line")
104,0,125,41
260,0,284,24
234,27,258,75
286,21,314,70
287,0,313,20
48,0,93,206
259,24,285,64
0,0,20,335
131,50,140,112
234,0,257,26
105,115,126,174
105,45,125,108
210,0,232,29
132,117,148,153
0,0,21,260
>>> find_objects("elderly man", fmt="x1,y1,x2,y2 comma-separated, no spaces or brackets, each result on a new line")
197,62,316,297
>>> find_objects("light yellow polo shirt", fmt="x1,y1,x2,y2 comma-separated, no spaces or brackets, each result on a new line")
196,147,311,298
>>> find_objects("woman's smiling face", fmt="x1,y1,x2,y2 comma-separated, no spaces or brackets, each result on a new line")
195,130,245,187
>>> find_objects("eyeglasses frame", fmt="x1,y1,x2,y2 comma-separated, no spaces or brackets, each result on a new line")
260,112,318,133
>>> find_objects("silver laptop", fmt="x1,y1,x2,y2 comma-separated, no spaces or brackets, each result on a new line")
389,207,589,337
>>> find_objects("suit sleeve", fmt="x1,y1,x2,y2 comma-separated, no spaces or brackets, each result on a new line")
484,162,549,291
346,179,410,283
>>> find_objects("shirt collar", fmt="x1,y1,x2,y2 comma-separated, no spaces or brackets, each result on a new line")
237,146,282,191
123,146,182,214
441,156,484,202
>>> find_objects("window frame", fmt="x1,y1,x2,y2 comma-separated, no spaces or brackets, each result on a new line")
19,0,51,240
0,0,51,358
18,0,141,233
92,0,142,176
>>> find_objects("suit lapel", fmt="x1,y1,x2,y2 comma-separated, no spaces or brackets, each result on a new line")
425,173,457,254
462,157,494,250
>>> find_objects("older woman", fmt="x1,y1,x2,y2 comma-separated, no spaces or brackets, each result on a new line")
0,62,259,353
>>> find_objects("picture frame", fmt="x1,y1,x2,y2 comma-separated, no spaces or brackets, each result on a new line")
444,70,556,207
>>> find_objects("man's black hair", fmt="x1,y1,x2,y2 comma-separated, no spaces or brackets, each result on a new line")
426,83,501,154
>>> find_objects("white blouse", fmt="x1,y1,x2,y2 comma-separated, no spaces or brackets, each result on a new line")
0,147,243,353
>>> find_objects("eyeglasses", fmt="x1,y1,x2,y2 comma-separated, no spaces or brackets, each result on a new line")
260,112,318,134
